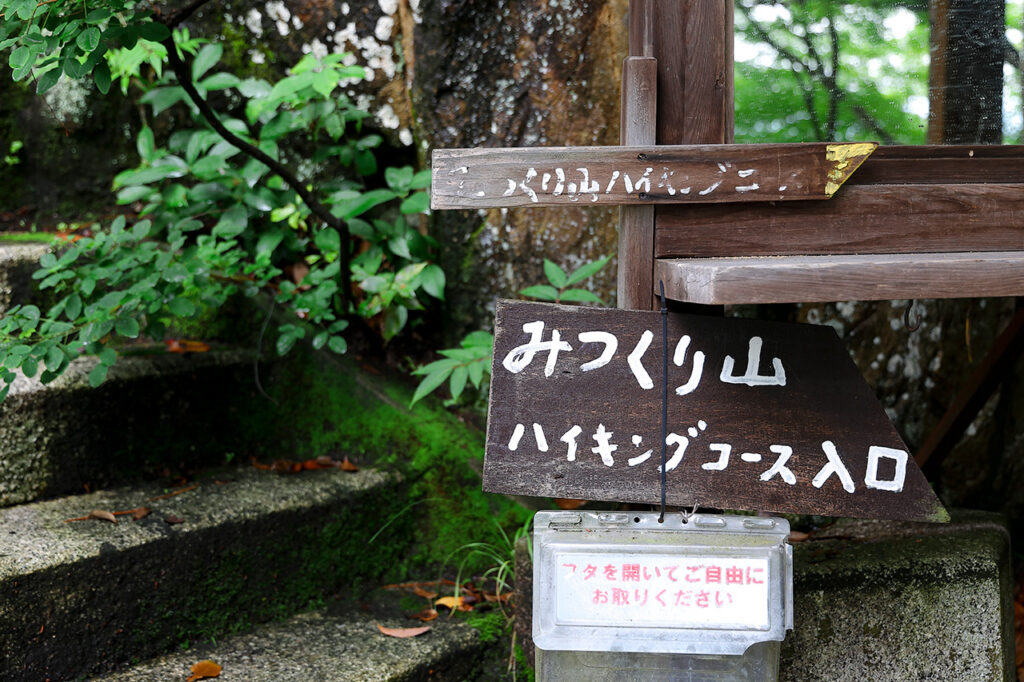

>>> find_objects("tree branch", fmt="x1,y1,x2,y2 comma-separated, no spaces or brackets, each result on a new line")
154,0,217,30
159,35,351,314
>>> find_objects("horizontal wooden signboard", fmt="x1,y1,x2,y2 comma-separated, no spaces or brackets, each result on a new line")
431,143,875,209
484,300,948,522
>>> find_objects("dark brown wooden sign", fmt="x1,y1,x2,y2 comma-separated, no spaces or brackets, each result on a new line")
484,300,948,522
431,143,875,209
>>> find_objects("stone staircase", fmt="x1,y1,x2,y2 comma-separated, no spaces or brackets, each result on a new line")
0,242,492,681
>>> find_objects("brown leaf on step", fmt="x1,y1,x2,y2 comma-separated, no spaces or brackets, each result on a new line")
250,457,272,471
149,484,198,501
484,592,511,603
339,456,359,472
410,608,439,622
315,455,336,468
413,586,437,599
788,531,811,543
165,339,211,354
130,507,152,520
64,509,118,523
377,623,431,639
185,659,222,681
554,498,586,510
165,515,185,525
434,595,474,612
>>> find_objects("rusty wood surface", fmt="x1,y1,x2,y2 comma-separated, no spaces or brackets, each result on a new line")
617,56,658,311
430,143,875,210
484,300,948,522
655,183,1024,258
916,306,1024,472
654,252,1024,305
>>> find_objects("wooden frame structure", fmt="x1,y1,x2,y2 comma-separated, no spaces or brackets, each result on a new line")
617,0,1024,312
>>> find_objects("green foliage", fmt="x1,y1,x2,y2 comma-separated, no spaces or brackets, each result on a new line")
735,1,931,144
410,255,610,407
0,6,439,398
519,257,610,305
3,139,20,165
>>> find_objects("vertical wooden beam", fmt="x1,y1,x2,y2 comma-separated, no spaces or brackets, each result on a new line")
628,0,655,58
616,55,657,311
653,0,734,145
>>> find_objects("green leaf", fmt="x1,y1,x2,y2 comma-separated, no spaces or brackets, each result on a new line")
115,317,140,338
136,126,155,162
566,256,611,285
199,72,240,91
93,60,111,94
117,186,156,204
191,43,223,81
399,191,429,215
410,366,451,406
312,331,328,350
64,293,82,320
385,166,414,192
212,205,248,238
449,365,469,401
85,8,111,23
355,149,377,175
409,169,431,190
132,220,151,240
312,68,338,96
467,357,486,388
419,264,445,300
519,285,559,301
21,357,38,379
168,298,196,317
137,22,170,41
327,335,347,354
256,229,285,257
461,331,493,349
76,27,101,53
315,227,341,253
98,347,117,366
88,362,108,388
558,288,605,304
383,304,407,340
8,46,30,70
276,330,299,355
45,346,65,372
140,86,185,117
35,67,60,94
334,189,397,220
237,78,272,98
543,259,568,289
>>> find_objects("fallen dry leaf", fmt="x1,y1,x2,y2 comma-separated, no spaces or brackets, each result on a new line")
165,515,185,525
377,623,431,639
165,339,211,354
410,608,439,622
413,586,437,600
130,507,152,520
149,485,198,501
339,456,359,472
434,595,474,612
554,498,586,510
186,659,222,681
788,531,811,543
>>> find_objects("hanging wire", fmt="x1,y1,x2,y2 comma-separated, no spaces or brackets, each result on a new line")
658,281,668,523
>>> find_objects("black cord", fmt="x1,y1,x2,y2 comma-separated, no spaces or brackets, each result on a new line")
659,281,668,522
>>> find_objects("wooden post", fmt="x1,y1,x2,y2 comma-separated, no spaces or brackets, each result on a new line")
616,0,658,311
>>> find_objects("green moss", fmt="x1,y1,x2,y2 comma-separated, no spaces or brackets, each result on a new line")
513,644,537,682
464,609,507,644
256,348,532,576
0,232,55,244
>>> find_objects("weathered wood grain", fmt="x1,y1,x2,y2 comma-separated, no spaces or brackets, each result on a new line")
484,300,947,522
654,252,1024,305
617,56,658,311
850,145,1024,185
655,183,1024,258
681,0,733,144
430,143,876,209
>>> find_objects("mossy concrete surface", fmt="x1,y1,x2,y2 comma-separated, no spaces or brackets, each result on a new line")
0,467,413,681
92,607,483,682
782,509,1013,681
0,350,274,506
0,243,47,314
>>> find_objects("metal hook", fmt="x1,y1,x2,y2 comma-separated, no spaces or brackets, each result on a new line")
904,300,921,332
681,502,699,524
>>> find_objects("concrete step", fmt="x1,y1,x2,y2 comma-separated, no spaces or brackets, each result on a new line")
0,465,414,681
0,350,278,506
91,606,485,682
0,242,48,314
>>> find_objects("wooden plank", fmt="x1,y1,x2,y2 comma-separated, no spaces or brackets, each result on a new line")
617,56,658,311
483,300,948,522
655,252,1024,305
851,145,1024,185
430,143,876,209
628,0,655,58
651,0,685,144
655,183,1024,258
681,0,733,144
916,306,1024,472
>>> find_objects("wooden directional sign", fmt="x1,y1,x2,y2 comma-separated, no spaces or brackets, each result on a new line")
484,300,949,522
431,143,875,209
